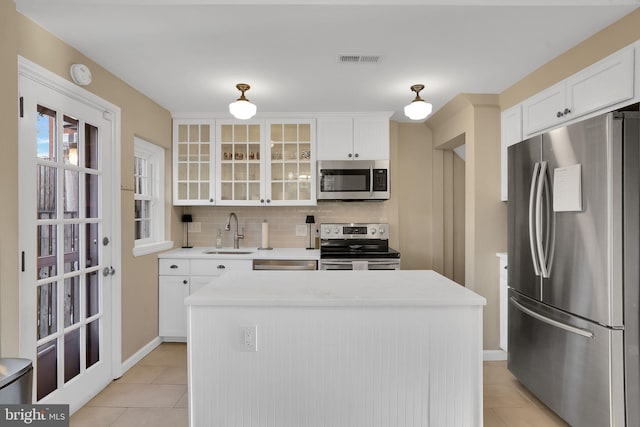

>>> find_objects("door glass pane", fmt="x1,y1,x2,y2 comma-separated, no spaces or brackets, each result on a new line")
85,223,99,268
85,173,99,218
37,225,56,280
86,272,99,317
63,116,78,166
64,329,80,383
64,224,79,273
63,170,79,219
84,123,98,170
37,282,57,339
37,105,56,161
64,276,80,327
37,165,57,219
86,319,100,368
36,340,57,400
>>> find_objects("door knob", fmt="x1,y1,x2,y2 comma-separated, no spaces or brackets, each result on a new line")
102,266,116,276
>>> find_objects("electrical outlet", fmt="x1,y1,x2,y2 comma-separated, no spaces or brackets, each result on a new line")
296,224,307,236
188,222,201,232
241,325,258,352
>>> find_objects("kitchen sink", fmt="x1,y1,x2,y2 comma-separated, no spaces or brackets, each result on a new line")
202,250,254,255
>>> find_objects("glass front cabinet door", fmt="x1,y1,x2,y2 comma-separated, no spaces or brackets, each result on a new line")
216,121,265,206
266,120,316,206
173,120,215,205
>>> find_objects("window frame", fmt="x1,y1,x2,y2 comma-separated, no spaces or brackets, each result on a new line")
132,137,172,256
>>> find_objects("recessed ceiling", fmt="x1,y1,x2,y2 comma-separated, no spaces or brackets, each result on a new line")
15,1,639,121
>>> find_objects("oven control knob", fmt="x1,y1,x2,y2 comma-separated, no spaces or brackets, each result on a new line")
370,228,376,235
334,228,340,234
379,228,385,235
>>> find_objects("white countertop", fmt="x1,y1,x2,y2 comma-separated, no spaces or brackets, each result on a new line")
185,270,486,307
158,246,320,260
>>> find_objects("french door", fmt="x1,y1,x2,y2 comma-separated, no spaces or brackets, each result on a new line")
18,67,117,411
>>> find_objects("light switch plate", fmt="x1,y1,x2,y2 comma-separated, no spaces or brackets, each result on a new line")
295,224,307,236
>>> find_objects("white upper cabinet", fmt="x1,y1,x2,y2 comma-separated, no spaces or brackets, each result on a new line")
353,116,390,160
173,120,216,205
316,117,353,160
317,114,390,160
265,119,316,206
500,104,522,201
522,46,635,136
216,121,265,206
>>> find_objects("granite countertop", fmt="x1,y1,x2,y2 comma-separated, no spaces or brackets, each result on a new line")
158,247,320,260
185,270,487,307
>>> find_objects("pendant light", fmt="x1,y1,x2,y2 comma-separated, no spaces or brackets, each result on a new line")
404,84,433,121
229,83,257,120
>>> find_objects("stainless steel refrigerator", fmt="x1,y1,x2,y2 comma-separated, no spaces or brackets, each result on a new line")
508,110,640,427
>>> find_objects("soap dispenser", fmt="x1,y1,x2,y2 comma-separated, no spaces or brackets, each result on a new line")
215,228,223,248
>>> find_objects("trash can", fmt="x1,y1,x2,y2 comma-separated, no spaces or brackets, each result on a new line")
0,358,33,404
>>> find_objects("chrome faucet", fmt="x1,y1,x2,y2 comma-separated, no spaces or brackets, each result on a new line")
224,212,244,249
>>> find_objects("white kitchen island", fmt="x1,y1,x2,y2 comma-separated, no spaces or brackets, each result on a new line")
185,270,486,427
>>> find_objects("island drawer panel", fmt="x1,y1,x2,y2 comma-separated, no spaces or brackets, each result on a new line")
159,259,190,275
190,259,252,276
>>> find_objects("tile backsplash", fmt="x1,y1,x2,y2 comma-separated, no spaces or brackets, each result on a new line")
182,202,389,249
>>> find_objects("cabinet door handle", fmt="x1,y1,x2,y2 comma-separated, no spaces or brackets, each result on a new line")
209,198,214,203
183,280,188,285
348,153,353,158
266,199,271,204
563,108,571,115
217,264,226,269
260,199,264,203
556,111,563,118
354,153,359,158
170,264,178,269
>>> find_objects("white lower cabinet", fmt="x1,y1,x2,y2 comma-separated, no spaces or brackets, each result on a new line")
159,275,189,338
159,258,252,340
497,253,508,352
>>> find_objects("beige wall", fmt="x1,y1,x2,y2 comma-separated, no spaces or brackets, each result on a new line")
396,123,433,269
0,0,20,356
427,94,505,350
501,7,640,110
0,4,179,361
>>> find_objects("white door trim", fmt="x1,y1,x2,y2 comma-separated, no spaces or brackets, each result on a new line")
18,56,123,379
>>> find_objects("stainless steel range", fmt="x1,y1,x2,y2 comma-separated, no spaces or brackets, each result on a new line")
319,223,400,270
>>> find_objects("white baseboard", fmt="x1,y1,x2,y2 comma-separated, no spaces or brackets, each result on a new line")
483,350,507,361
118,336,162,378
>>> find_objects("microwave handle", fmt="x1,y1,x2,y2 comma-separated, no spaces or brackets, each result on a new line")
370,165,374,196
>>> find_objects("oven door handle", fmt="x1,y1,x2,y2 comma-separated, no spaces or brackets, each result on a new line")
365,260,399,266
321,260,399,266
321,261,355,266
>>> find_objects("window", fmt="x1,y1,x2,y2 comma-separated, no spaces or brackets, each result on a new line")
133,137,172,256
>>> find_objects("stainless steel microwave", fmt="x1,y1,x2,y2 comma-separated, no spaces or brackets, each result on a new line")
317,160,389,200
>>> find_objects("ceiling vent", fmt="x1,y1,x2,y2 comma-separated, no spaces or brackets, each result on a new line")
338,54,380,64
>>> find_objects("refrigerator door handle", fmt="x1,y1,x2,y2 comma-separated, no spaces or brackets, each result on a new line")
536,161,549,278
543,167,556,278
510,296,594,339
529,162,542,276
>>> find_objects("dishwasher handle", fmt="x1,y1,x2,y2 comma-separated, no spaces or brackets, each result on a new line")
252,260,317,271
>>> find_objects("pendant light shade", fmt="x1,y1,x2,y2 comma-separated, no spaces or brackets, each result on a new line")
404,84,433,121
229,83,257,120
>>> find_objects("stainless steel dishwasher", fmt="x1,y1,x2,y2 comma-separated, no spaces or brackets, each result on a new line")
252,259,317,270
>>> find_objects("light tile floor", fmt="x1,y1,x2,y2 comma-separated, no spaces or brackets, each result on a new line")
71,343,568,426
